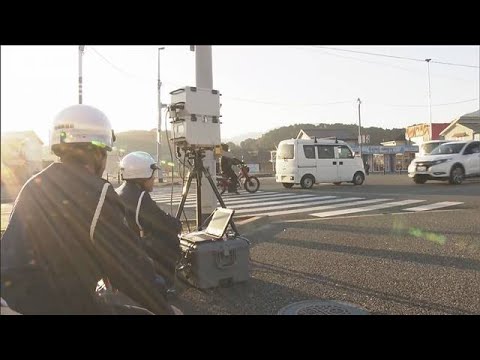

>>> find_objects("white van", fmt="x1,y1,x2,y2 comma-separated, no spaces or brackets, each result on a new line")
275,138,366,188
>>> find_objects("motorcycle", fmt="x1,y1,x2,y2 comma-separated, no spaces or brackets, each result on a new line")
216,162,260,195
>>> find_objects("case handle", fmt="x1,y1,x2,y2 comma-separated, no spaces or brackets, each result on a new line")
216,249,236,268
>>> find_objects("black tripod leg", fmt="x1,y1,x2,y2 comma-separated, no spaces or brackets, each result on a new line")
202,166,240,236
196,166,202,230
175,170,195,220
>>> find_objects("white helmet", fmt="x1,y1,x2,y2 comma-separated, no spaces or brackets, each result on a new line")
50,104,115,154
120,151,159,180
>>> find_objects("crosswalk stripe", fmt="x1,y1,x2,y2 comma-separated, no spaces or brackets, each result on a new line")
155,194,296,206
216,191,272,200
151,191,278,202
235,197,363,214
310,199,425,218
252,198,389,217
224,193,313,206
226,195,335,209
150,188,464,219
216,193,294,203
403,201,464,212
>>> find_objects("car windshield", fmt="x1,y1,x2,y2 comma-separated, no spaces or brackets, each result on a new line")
422,142,444,155
277,144,294,159
430,143,465,155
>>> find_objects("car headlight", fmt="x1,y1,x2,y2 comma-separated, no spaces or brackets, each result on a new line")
431,158,451,166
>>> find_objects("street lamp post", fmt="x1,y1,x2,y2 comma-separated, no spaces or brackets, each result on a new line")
79,46,85,104
357,98,363,158
157,47,165,183
425,58,433,140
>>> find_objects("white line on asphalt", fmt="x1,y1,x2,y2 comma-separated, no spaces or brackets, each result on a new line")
251,198,389,217
151,191,279,202
218,193,297,203
402,201,464,212
224,195,330,209
154,192,297,205
234,197,362,214
310,199,425,218
277,208,464,223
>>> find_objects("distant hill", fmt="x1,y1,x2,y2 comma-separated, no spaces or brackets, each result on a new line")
223,123,406,166
255,123,405,150
224,132,263,145
42,125,405,175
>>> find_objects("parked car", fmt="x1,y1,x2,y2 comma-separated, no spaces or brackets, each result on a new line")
408,140,480,184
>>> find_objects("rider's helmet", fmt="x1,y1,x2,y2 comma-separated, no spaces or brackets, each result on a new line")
120,151,159,180
50,104,115,156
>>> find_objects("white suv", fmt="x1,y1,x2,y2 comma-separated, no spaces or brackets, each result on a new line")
408,140,480,185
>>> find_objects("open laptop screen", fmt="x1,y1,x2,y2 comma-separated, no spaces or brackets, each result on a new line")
205,208,235,238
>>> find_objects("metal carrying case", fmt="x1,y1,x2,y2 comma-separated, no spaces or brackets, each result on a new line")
178,235,250,289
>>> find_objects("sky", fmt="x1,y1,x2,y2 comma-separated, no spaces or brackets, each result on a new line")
1,45,479,145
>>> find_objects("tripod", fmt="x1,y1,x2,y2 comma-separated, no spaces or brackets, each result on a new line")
175,148,239,235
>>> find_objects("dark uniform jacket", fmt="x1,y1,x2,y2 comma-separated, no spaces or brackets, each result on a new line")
0,163,171,314
115,181,181,287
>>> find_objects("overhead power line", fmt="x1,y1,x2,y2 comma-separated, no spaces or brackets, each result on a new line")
86,46,479,109
372,98,479,108
311,46,480,68
90,47,130,75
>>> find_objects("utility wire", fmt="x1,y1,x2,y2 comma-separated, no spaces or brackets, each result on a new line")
370,98,479,108
311,46,480,68
87,46,479,108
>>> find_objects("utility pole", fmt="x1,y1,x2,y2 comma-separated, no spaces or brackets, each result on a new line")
425,58,433,140
191,45,217,223
157,47,165,183
357,98,363,158
79,46,85,104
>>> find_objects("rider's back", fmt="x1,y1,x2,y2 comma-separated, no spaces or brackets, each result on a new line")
1,163,125,314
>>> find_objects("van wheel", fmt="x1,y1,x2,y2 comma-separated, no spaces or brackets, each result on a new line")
300,175,315,189
449,166,464,185
352,172,365,185
282,183,294,189
333,182,342,186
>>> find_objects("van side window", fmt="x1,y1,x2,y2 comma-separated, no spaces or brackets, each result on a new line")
316,145,334,159
338,146,354,159
303,145,316,159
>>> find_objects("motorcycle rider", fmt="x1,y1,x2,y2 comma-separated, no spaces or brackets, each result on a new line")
116,151,182,291
220,143,242,194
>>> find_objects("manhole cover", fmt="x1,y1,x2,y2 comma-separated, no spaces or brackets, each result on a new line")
278,300,369,315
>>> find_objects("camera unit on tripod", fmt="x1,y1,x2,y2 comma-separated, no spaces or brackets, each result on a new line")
169,86,221,147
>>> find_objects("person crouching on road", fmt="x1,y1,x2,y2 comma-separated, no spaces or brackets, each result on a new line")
116,151,182,290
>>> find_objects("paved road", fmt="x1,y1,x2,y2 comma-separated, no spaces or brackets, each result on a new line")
169,174,480,315
150,174,478,221
2,174,479,314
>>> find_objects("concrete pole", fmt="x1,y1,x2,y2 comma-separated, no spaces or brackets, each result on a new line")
79,46,85,104
157,47,165,183
426,59,433,140
357,98,362,158
193,45,217,224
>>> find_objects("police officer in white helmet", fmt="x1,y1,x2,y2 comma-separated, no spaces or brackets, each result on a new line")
116,152,182,291
0,105,173,315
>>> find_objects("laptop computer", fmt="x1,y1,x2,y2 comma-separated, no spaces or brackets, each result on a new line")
181,207,235,242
